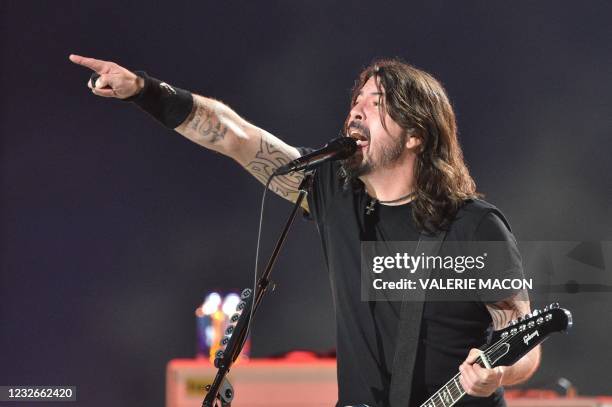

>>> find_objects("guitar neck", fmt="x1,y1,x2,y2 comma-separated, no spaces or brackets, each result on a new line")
419,372,465,407
417,304,572,407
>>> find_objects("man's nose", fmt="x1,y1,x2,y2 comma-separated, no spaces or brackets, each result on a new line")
349,101,365,122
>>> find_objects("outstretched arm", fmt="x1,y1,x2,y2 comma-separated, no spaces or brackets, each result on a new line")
69,54,308,208
174,94,307,204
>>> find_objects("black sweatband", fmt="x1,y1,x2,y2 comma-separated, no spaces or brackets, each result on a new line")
127,71,194,129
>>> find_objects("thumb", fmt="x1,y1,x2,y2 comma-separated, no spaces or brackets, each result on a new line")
89,73,100,89
95,74,112,89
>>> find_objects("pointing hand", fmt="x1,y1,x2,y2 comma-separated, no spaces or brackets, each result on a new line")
69,54,144,99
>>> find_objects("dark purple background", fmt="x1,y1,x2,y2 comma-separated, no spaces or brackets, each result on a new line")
1,1,611,405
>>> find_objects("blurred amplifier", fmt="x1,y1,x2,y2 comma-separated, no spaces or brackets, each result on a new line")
166,356,337,407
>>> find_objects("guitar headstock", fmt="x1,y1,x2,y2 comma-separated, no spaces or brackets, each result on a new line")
486,303,572,368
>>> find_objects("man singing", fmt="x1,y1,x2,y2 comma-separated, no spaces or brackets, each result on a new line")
70,54,540,406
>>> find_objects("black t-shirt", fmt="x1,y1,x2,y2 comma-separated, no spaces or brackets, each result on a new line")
303,157,522,407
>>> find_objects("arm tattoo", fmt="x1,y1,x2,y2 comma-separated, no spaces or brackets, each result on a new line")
486,299,524,330
245,136,303,198
187,103,228,144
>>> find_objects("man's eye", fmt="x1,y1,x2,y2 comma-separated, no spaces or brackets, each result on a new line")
373,101,379,106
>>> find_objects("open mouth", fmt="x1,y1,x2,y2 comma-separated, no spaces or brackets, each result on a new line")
348,131,369,149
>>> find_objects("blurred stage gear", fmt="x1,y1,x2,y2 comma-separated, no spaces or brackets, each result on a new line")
166,355,612,407
196,292,250,364
167,355,337,407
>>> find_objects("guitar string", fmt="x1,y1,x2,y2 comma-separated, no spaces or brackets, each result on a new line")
418,318,549,407
443,325,548,407
421,328,523,407
420,337,512,407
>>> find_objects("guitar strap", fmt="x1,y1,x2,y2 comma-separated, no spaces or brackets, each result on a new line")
388,229,447,407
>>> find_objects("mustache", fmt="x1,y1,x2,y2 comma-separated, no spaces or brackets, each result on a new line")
346,121,370,140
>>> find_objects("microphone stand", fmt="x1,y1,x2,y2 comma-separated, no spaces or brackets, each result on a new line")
202,172,314,407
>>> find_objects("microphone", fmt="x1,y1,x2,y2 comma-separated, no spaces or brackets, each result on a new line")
274,137,358,176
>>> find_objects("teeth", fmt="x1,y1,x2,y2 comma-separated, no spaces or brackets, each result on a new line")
349,132,367,142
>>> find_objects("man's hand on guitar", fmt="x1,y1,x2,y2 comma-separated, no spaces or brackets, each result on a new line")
69,54,143,99
459,348,504,397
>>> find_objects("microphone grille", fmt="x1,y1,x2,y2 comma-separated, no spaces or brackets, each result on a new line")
328,137,358,159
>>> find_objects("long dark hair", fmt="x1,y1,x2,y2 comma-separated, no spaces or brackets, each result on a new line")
345,58,480,233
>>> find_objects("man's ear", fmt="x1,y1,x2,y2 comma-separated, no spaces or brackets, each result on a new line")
405,131,422,151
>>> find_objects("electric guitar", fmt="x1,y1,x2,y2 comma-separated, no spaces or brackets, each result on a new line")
418,303,573,407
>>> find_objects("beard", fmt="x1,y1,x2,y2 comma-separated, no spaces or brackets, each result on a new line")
340,131,407,187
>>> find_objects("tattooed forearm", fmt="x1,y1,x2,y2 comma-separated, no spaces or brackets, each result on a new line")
174,95,305,206
245,136,303,198
486,297,541,385
186,102,228,144
486,298,527,330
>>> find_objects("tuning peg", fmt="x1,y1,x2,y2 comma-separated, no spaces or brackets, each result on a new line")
241,288,253,299
215,350,224,359
532,309,540,316
524,312,532,319
225,326,234,336
230,313,240,323
508,319,517,327
236,301,246,311
220,337,230,346
549,302,560,309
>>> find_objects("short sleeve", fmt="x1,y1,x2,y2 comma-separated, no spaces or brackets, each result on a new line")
473,212,514,241
473,213,526,302
295,147,341,224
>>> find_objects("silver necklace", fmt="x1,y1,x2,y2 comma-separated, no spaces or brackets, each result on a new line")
365,191,416,215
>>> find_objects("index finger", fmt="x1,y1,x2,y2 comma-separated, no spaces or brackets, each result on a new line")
68,54,109,73
464,348,480,365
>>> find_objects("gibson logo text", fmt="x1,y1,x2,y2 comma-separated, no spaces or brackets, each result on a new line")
523,330,539,345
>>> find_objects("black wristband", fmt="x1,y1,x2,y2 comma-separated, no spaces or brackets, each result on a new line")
127,71,194,129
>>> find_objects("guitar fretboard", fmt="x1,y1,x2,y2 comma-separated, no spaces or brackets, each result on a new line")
419,373,465,407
